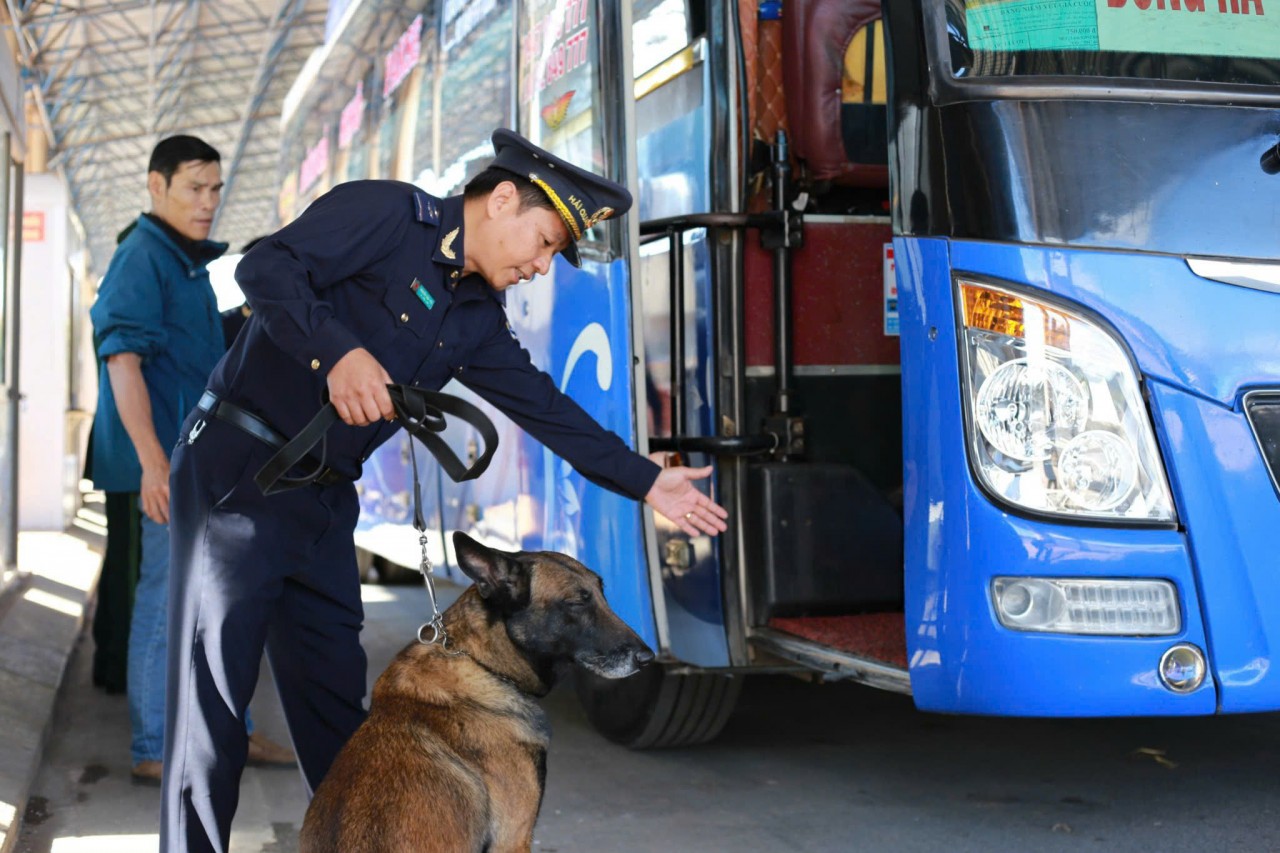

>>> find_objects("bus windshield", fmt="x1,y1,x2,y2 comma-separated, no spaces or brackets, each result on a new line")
946,0,1280,87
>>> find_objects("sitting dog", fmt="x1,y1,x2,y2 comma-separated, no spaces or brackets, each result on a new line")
299,531,655,853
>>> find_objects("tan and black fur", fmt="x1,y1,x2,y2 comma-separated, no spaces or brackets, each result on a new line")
299,531,654,853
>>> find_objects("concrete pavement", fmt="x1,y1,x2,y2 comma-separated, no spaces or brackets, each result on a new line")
0,497,107,853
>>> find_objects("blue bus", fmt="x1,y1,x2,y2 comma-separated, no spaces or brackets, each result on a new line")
276,0,1280,745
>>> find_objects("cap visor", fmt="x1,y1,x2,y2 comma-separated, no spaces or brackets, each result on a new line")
560,241,582,267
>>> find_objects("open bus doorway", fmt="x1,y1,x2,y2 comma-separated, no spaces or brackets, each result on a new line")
576,0,909,746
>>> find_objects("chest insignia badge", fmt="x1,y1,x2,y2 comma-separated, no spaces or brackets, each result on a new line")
440,227,459,260
410,278,435,310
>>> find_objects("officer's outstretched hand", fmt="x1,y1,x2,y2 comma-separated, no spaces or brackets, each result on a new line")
645,465,729,538
328,348,396,426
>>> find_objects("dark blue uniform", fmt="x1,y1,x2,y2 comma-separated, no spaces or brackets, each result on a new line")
161,180,659,852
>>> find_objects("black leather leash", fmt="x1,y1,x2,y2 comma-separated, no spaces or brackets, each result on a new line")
253,384,498,498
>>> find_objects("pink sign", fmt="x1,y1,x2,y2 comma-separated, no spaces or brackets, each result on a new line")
299,134,330,194
384,15,423,98
339,81,365,149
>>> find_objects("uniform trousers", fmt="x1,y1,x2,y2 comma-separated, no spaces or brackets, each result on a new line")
160,412,369,853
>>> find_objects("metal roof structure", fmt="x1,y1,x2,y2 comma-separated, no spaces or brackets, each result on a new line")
6,0,333,277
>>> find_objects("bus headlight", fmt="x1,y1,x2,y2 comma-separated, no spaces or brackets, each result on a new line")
957,279,1175,523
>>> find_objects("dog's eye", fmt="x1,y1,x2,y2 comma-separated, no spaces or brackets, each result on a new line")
569,589,592,606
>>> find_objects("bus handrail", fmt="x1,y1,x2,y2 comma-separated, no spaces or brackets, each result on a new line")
638,211,782,240
638,133,804,460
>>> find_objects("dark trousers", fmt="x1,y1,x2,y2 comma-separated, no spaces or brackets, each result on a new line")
160,413,369,853
92,491,141,694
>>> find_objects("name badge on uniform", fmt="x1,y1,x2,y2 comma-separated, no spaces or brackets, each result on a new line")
410,278,435,310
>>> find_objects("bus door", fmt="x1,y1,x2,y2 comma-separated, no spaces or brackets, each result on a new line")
630,7,733,670
885,0,1280,716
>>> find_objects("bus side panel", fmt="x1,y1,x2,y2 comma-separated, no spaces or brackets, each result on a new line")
897,236,1216,716
503,255,658,650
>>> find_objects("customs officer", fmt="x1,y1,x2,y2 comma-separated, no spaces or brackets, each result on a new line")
161,128,728,852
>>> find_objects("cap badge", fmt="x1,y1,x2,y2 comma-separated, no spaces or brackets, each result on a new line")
583,207,615,230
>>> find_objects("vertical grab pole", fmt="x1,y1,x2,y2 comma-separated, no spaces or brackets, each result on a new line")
771,130,795,420
668,226,686,439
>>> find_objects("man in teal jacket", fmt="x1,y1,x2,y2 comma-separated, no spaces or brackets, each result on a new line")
89,134,292,784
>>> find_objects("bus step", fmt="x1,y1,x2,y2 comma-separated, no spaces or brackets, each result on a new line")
751,616,910,694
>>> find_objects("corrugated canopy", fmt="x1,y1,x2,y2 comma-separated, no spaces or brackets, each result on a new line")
6,0,333,276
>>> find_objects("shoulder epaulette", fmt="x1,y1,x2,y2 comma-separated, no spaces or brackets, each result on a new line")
413,191,442,226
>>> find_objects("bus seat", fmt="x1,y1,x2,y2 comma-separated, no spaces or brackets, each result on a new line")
741,1,790,209
783,0,888,188
753,5,788,153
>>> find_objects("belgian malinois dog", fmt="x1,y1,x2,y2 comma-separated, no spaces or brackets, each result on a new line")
299,531,655,853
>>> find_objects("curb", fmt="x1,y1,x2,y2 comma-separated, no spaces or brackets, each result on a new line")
0,528,104,853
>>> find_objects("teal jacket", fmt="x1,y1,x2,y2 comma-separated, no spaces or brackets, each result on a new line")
88,214,227,492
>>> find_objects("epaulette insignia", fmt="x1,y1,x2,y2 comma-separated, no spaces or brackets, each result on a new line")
413,192,441,225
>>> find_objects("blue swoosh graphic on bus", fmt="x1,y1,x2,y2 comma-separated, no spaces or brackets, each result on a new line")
543,322,612,558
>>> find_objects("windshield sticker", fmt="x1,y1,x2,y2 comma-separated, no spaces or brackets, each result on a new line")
967,1,1099,51
966,0,1280,60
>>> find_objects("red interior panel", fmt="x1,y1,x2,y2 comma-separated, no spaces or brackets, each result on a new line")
744,220,898,368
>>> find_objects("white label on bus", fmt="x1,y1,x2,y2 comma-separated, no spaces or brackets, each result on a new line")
884,243,899,337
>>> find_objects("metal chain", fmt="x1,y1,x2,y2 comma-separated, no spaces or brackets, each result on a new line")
407,428,451,649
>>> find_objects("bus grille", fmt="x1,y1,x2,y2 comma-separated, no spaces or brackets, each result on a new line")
1245,391,1280,499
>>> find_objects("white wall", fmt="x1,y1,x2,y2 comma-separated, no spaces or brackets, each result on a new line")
17,173,75,530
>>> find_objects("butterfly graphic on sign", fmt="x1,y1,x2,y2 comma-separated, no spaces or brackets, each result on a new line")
540,90,575,131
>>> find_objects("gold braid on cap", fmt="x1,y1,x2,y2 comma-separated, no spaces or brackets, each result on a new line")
528,174,583,241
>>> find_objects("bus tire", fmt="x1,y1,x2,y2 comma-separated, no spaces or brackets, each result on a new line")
575,664,743,749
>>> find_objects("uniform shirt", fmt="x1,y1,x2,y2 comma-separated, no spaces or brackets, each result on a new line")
89,214,228,491
213,180,659,500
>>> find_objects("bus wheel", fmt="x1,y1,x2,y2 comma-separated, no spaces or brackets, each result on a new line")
574,664,742,749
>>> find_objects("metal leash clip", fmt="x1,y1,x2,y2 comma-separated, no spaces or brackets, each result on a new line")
405,425,455,651
415,530,450,649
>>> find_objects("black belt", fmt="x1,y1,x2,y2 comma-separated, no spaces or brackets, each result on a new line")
200,385,498,499
196,391,350,488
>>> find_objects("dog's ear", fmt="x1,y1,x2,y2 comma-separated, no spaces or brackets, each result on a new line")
452,531,528,608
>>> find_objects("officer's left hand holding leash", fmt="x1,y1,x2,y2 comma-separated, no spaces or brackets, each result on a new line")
328,347,396,426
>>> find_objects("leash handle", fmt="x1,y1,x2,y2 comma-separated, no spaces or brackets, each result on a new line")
387,385,499,484
253,384,499,496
